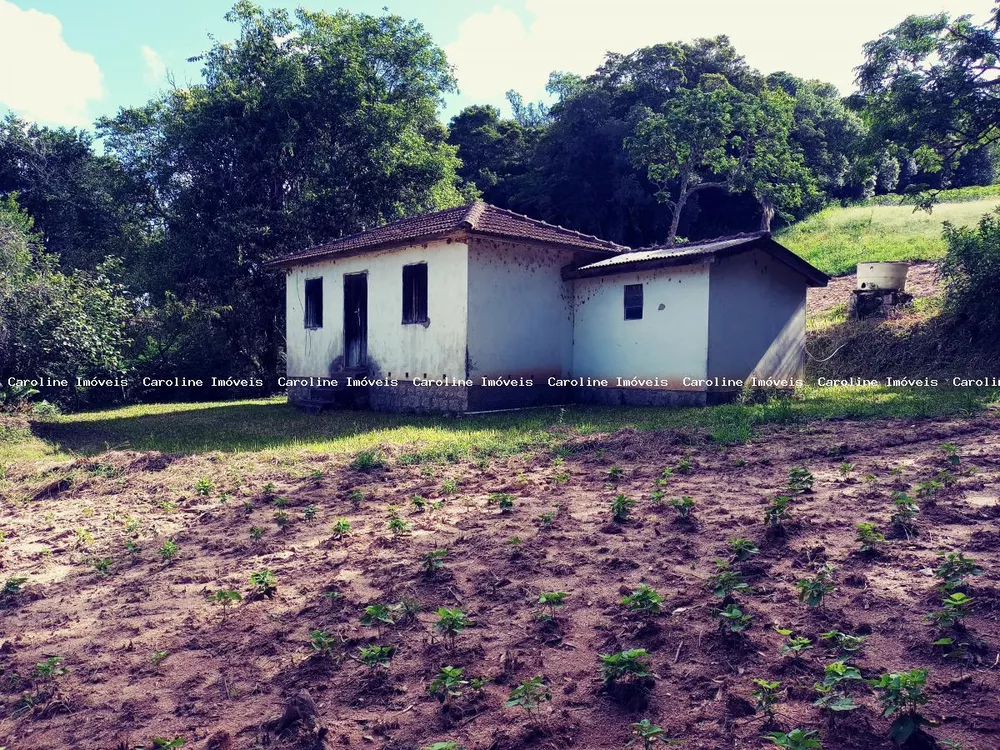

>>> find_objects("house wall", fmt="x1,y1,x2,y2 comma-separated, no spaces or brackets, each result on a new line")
465,237,583,410
571,263,711,405
283,238,469,412
707,248,807,385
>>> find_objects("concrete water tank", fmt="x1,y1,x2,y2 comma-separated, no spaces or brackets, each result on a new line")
857,262,909,291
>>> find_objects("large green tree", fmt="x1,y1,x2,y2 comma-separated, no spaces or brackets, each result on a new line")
99,1,468,384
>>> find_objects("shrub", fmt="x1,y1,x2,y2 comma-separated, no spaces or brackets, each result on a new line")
940,207,1000,338
351,449,386,471
934,551,982,592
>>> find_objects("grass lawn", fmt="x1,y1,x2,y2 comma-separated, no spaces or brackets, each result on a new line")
4,386,997,465
778,193,1000,277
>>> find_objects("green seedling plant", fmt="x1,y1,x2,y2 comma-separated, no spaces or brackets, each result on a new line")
428,665,468,703
361,603,399,636
856,523,885,554
537,511,557,526
92,557,112,576
715,604,753,634
194,478,214,496
751,679,783,721
150,650,169,668
273,510,290,529
933,636,971,674
33,656,67,682
934,551,982,592
795,564,835,608
150,739,185,749
351,449,385,471
669,496,695,519
708,560,750,599
621,584,664,615
838,462,853,478
626,719,681,748
869,669,930,746
489,493,515,512
728,537,759,561
2,575,28,599
764,495,792,528
505,676,551,721
925,592,973,629
674,457,694,475
787,467,814,494
271,496,289,508
422,743,464,750
303,504,317,521
331,519,351,538
411,495,427,511
916,479,945,498
125,539,141,555
422,549,448,575
248,569,277,599
309,629,339,657
208,589,242,619
348,489,365,509
599,649,656,686
820,630,866,655
775,627,812,657
536,591,568,622
441,478,459,495
941,443,961,466
261,481,277,498
434,607,472,647
611,493,635,522
387,507,412,536
890,492,919,536
813,660,862,716
607,465,625,480
159,539,178,563
764,729,822,749
249,525,265,541
357,644,393,670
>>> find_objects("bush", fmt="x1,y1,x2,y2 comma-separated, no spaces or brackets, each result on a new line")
941,207,1000,340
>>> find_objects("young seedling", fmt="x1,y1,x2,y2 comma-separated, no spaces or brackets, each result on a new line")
869,669,930,746
941,443,961,466
819,630,866,655
504,675,551,721
434,607,472,647
331,519,351,538
441,478,459,495
933,636,971,674
387,507,412,536
208,589,242,619
626,718,680,748
361,603,399,636
610,493,635,522
308,629,339,657
428,665,468,703
764,495,792,528
787,467,814,494
348,489,365,509
422,743,464,750
351,449,386,472
422,549,448,576
194,478,214,496
309,469,325,482
715,604,753,634
537,510,557,526
764,729,822,749
855,522,885,554
92,557,113,576
925,592,974,629
273,510,290,529
795,564,835,608
248,569,278,599
728,537,759,561
621,584,664,615
607,465,625,480
674,457,694,475
1,575,28,600
411,495,427,511
813,660,862,716
150,650,169,668
271,496,289,508
303,504,317,522
708,560,750,599
669,496,695,520
934,551,982,592
890,491,919,537
536,591,568,622
916,479,945,498
599,648,656,687
33,656,68,682
838,462,853,478
357,644,394,670
775,627,812,657
489,493,515,512
158,539,179,563
249,525,265,541
751,679,783,721
150,738,186,749
262,481,277,498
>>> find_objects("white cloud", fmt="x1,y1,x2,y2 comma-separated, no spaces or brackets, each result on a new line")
0,0,104,127
446,0,997,114
141,44,166,85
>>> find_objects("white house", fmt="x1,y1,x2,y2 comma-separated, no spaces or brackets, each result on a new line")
266,201,827,413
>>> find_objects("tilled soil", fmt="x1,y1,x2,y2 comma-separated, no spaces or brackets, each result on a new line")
2,415,999,750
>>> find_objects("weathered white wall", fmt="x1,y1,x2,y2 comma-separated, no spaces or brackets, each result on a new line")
571,264,711,385
284,239,468,378
707,249,807,382
466,238,580,380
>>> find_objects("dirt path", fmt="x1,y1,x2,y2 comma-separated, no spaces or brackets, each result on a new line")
807,261,941,317
2,416,999,749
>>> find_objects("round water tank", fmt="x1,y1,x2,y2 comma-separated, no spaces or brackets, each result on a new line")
857,262,909,291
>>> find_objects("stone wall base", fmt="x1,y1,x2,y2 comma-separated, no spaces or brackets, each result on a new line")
575,386,708,408
368,383,468,415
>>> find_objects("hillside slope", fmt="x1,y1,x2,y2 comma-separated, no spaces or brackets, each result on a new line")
779,188,1000,276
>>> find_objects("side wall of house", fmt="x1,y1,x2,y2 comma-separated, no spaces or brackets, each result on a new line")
706,248,807,385
465,237,584,410
284,239,469,411
571,264,711,406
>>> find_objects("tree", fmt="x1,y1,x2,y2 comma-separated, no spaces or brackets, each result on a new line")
447,105,533,204
857,7,1000,202
98,1,467,386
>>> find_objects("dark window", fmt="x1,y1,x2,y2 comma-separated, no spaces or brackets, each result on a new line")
624,284,643,320
402,263,428,324
304,278,323,328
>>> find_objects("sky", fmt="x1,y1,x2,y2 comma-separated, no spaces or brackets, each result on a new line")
1,0,997,131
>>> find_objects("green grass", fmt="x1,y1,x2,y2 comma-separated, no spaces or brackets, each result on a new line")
779,194,1000,277
3,388,996,465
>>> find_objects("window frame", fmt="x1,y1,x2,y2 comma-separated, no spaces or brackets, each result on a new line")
304,277,324,329
401,262,429,325
623,283,643,321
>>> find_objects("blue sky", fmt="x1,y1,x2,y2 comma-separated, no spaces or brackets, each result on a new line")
1,0,996,131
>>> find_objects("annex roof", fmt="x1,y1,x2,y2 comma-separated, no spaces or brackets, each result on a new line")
266,201,625,267
564,231,829,287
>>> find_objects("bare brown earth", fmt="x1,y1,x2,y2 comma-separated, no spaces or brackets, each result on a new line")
807,262,941,317
2,417,1000,750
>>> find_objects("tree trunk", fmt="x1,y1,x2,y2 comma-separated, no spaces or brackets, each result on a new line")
759,197,775,232
667,171,690,246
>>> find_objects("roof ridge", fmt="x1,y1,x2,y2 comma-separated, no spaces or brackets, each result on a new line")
631,230,770,253
478,203,626,249
460,201,488,228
